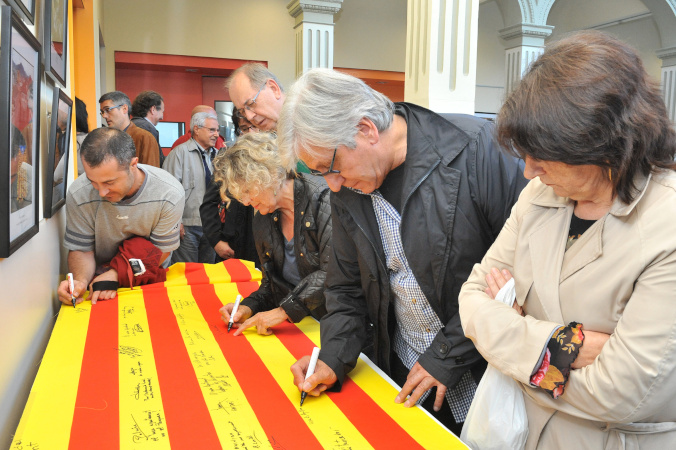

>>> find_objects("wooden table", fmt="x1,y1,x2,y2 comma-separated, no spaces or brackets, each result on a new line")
11,260,466,449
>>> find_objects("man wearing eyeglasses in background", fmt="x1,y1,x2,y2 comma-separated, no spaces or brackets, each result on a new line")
162,111,219,263
99,91,160,167
226,62,284,132
226,63,309,174
280,69,528,435
170,105,227,151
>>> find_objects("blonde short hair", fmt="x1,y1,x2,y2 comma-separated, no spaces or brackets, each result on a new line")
212,132,292,205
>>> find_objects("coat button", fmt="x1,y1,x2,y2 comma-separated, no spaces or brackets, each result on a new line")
368,274,376,281
306,221,311,227
274,216,278,222
301,211,304,215
300,252,304,257
439,344,449,354
266,252,270,257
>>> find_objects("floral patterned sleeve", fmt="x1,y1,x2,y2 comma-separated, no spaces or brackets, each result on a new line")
530,322,585,398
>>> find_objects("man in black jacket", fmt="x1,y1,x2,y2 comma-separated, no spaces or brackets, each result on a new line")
131,90,165,166
279,69,527,434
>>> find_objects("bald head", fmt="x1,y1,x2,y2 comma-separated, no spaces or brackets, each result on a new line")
191,105,217,116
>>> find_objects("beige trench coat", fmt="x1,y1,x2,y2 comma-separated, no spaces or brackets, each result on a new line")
459,171,676,449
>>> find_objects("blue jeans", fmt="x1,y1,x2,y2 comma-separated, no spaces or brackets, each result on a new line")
172,225,216,264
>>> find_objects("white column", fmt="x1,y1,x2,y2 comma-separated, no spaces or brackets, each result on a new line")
499,23,553,95
404,0,480,114
287,0,343,78
657,47,676,125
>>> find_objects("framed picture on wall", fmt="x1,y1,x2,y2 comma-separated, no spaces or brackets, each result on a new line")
0,5,42,257
44,87,72,218
5,0,35,25
44,0,68,86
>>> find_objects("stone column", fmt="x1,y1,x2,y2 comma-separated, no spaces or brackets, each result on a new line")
405,0,480,114
287,0,344,78
499,23,553,95
657,47,676,124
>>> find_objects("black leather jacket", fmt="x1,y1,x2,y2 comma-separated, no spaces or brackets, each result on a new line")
241,174,332,322
319,103,528,388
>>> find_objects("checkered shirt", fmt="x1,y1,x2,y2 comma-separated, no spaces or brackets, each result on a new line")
370,190,476,422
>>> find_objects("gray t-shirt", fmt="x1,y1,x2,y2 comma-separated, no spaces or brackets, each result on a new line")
64,164,185,267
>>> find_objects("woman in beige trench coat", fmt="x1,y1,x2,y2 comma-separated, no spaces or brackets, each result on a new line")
459,31,676,449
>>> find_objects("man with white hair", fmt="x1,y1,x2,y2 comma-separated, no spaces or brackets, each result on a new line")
162,110,219,263
281,69,527,434
226,62,285,132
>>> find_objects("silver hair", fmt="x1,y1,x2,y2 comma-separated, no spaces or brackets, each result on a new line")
225,62,284,92
98,91,132,112
276,68,395,171
190,111,218,130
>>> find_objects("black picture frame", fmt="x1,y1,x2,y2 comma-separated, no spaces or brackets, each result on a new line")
43,0,68,86
5,0,35,25
0,5,41,257
44,87,72,218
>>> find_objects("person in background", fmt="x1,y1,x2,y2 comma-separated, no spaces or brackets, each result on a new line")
170,105,226,151
280,69,527,434
200,109,259,265
131,90,165,166
162,111,219,263
215,132,332,336
226,63,309,173
99,91,160,167
459,30,676,448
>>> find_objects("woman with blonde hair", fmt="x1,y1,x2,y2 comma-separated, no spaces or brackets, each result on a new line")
215,132,332,335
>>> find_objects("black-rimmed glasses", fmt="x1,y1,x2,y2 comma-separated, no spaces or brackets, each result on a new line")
308,147,340,176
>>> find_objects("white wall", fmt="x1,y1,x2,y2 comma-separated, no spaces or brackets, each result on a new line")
333,0,407,71
476,0,506,113
0,2,70,446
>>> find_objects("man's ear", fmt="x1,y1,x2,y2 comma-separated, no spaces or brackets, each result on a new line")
357,118,379,145
129,157,139,170
269,79,283,100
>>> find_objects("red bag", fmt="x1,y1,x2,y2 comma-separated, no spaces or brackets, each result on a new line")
108,236,166,288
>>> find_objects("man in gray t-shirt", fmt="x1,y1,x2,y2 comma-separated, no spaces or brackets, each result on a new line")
57,128,184,305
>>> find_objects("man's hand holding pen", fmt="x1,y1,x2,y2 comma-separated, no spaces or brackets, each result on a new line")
291,355,338,399
57,277,88,306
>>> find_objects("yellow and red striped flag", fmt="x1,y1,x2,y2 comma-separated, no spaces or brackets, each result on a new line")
11,260,466,449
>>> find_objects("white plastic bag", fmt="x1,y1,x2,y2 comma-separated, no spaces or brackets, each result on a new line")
460,278,529,450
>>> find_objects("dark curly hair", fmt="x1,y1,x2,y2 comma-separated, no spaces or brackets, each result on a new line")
497,30,676,204
131,90,163,118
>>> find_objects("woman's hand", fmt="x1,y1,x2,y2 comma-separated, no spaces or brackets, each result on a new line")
234,307,289,336
572,330,610,369
485,267,523,315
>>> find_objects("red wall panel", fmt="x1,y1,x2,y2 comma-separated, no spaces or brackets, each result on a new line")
115,68,203,125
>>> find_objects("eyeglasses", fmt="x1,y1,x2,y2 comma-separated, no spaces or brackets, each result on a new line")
308,147,340,177
199,126,220,134
236,81,267,116
236,124,258,136
100,105,123,116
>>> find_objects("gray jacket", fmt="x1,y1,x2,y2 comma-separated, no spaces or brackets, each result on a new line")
162,138,213,227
